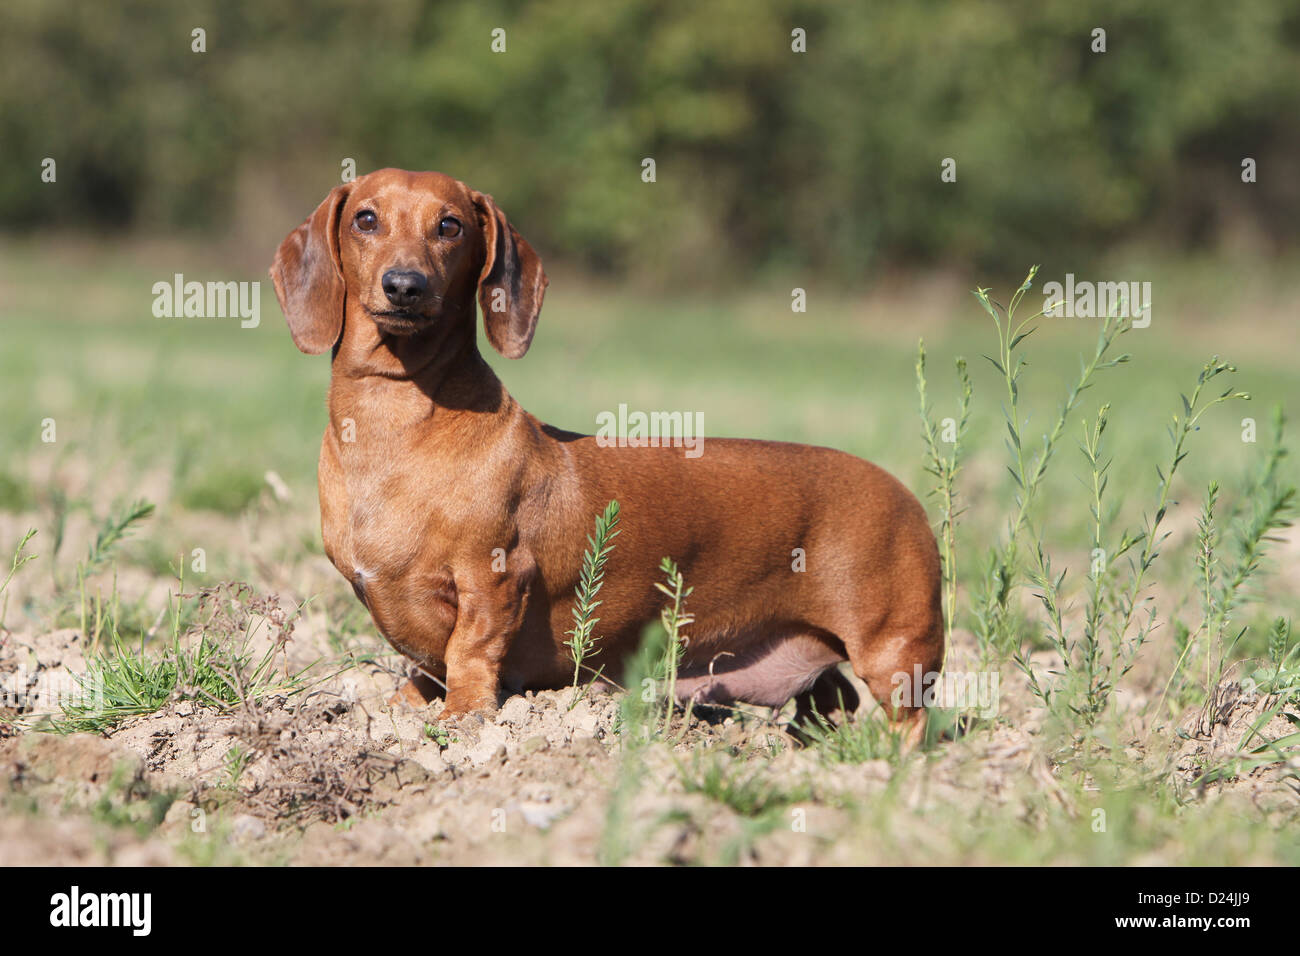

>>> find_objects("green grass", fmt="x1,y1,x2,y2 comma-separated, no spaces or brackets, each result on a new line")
177,467,266,515
0,470,33,512
86,762,176,837
677,748,810,817
3,240,1298,533
50,581,310,734
797,707,906,764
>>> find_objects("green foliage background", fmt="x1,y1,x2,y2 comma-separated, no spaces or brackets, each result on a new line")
2,0,1297,280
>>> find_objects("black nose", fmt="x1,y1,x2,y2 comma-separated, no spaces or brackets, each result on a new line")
382,269,428,307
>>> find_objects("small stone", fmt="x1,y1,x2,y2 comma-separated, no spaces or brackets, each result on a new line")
410,746,448,776
570,737,607,760
497,696,533,727
231,814,266,842
470,743,506,768
163,801,198,827
466,724,510,767
519,801,563,829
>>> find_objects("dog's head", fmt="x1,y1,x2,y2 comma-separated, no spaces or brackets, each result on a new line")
270,168,547,359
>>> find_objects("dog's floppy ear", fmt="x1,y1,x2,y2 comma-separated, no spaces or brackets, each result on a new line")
270,184,351,354
472,191,548,359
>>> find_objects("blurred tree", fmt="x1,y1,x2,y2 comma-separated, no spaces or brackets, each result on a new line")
1,0,1296,281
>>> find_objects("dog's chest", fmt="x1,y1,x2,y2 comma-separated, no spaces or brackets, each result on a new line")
320,435,486,587
325,463,437,576
320,455,463,654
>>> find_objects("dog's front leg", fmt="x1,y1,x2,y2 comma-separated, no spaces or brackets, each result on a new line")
440,570,530,717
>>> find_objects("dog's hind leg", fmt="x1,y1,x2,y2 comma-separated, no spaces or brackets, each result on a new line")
843,605,944,751
792,666,861,728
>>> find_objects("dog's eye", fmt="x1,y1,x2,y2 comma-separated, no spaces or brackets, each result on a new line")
437,217,462,238
355,210,379,232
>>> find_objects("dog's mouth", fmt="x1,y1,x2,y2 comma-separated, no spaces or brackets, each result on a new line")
366,306,437,335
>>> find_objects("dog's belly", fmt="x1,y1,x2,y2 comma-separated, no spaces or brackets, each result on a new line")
672,633,845,708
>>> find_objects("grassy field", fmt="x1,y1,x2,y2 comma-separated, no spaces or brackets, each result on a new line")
0,238,1298,864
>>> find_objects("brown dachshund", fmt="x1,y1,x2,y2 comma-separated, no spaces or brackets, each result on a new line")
270,168,943,743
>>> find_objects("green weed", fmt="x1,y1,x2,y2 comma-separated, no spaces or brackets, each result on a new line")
565,499,620,687
51,581,309,734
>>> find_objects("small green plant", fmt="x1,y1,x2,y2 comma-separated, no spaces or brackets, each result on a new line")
0,527,38,631
598,623,663,866
1253,618,1300,704
1014,350,1247,736
221,744,253,790
677,748,809,817
566,499,620,686
48,487,69,569
75,499,155,638
934,269,1294,766
1107,359,1247,664
654,557,694,736
178,467,264,515
83,499,155,577
423,722,451,747
1017,405,1119,728
52,581,309,734
0,470,33,512
1191,626,1300,788
87,762,175,837
1076,405,1118,724
916,343,972,660
1152,410,1292,728
970,266,1132,663
799,705,905,763
674,747,814,865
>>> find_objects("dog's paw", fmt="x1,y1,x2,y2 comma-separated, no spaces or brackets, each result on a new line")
438,691,499,724
387,668,446,710
388,678,434,710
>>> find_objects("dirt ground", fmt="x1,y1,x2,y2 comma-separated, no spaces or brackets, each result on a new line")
2,594,1297,866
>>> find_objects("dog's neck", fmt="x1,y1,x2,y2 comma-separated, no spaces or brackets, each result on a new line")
328,300,512,425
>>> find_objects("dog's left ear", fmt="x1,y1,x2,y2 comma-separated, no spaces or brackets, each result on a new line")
270,184,351,355
472,191,548,359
